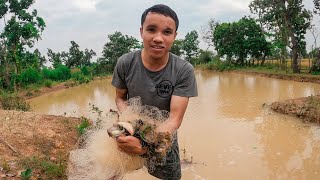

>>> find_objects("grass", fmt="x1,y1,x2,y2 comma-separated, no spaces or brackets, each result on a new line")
18,156,67,179
307,95,320,108
21,168,32,180
77,117,91,135
0,92,31,111
1,159,11,172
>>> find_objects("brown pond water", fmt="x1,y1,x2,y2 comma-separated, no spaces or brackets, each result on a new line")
29,70,320,180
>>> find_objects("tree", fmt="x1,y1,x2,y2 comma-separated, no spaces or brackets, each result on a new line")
249,0,312,73
201,18,219,50
315,0,320,14
82,48,96,67
0,0,45,90
213,22,235,62
197,50,214,64
182,30,199,62
213,17,270,65
65,41,83,68
47,49,66,69
100,31,140,67
33,49,46,68
312,0,320,71
170,39,184,56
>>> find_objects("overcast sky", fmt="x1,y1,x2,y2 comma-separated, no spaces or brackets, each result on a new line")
18,0,320,59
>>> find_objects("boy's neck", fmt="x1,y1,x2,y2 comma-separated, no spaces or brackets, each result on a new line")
141,49,169,72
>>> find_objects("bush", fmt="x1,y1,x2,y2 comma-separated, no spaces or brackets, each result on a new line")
80,66,90,76
197,51,214,64
0,93,31,111
18,68,41,86
44,80,53,88
41,65,71,81
71,71,90,84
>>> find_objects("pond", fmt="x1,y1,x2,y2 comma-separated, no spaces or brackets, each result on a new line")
29,70,320,179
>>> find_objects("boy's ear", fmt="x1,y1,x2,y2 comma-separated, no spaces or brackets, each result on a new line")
140,27,143,37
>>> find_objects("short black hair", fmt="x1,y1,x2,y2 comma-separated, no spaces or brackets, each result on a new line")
141,4,179,31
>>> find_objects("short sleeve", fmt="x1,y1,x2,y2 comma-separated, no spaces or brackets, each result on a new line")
172,63,198,97
111,55,128,89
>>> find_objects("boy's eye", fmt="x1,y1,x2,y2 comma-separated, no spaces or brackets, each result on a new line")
164,30,173,35
147,28,156,32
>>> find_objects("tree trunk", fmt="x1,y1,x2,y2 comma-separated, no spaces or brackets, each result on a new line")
284,4,300,73
315,49,320,69
261,55,266,65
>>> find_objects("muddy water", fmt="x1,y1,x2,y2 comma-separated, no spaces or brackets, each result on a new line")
29,71,320,179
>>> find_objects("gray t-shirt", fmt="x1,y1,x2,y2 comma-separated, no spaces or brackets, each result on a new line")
111,50,197,179
112,50,198,111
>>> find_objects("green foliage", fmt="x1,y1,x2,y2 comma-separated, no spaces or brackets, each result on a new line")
77,117,91,135
182,30,200,62
92,61,113,75
196,50,214,64
21,168,32,180
0,93,31,111
213,17,271,66
80,66,90,76
71,71,90,84
100,31,140,69
47,49,66,69
204,58,236,71
42,65,71,81
0,0,46,91
18,67,41,86
43,79,53,88
170,39,184,56
249,0,312,73
311,71,320,75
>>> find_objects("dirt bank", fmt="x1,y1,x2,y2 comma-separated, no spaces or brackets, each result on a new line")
270,95,320,124
233,70,320,84
0,110,81,179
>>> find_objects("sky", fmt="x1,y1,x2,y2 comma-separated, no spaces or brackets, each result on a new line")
6,0,320,60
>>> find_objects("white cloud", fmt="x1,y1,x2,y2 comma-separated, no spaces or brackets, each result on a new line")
72,0,99,11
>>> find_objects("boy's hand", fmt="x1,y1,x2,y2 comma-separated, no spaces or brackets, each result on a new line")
116,135,147,156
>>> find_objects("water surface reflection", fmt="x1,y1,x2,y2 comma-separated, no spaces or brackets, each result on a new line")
29,70,320,179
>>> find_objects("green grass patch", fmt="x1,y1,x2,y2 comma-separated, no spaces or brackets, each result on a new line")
77,117,91,135
18,156,67,179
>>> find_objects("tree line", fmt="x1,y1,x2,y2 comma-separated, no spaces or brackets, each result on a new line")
1,0,320,92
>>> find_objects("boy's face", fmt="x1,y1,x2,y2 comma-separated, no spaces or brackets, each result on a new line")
140,12,177,60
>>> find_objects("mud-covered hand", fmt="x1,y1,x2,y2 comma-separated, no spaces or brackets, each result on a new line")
116,135,147,156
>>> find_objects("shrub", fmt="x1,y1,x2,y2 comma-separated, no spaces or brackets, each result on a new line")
41,65,71,81
44,80,53,88
77,117,91,135
0,93,31,111
71,71,90,84
80,66,90,76
18,68,41,86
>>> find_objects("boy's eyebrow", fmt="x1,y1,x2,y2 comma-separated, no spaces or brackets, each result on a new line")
164,27,174,31
145,24,157,28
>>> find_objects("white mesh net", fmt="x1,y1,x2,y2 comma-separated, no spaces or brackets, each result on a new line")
67,97,175,179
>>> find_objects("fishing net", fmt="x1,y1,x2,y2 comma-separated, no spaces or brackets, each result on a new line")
67,97,175,179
